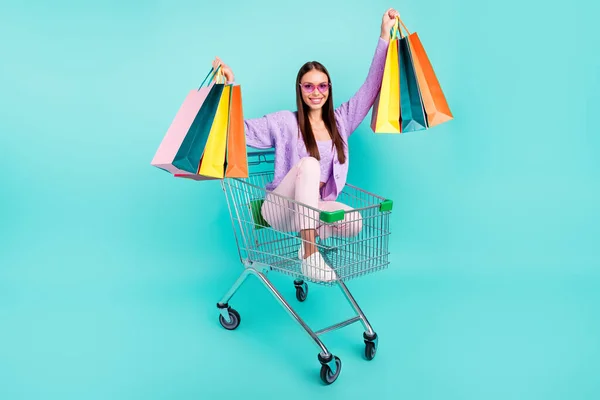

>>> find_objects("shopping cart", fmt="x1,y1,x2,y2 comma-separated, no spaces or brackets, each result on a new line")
217,150,393,385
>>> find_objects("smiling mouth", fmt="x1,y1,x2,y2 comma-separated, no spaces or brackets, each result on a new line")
309,98,323,104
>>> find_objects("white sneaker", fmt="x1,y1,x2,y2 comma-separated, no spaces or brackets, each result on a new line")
301,251,336,282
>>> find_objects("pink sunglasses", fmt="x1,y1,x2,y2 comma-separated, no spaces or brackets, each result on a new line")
299,82,331,94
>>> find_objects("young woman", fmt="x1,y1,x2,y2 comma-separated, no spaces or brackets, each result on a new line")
213,8,399,282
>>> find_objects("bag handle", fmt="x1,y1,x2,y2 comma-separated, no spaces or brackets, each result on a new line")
198,65,223,89
389,16,412,39
390,18,400,39
214,68,226,84
396,16,412,38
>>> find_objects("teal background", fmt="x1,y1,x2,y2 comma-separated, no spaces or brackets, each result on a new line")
1,0,598,398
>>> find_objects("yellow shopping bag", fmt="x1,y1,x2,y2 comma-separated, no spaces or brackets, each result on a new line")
371,22,401,134
198,82,231,178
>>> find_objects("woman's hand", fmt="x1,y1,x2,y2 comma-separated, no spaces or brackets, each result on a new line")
380,8,400,40
211,57,235,82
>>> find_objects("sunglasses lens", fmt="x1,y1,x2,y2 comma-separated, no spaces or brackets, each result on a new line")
301,83,315,93
317,83,329,93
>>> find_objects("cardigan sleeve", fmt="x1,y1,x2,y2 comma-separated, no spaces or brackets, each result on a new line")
334,38,389,135
244,115,275,149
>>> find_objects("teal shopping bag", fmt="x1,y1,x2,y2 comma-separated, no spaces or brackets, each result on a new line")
172,82,226,173
398,35,427,132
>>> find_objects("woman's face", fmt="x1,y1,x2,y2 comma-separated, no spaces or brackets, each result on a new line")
299,69,330,111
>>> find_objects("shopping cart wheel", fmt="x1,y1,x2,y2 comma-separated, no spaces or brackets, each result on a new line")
319,354,342,385
365,341,377,360
219,307,241,330
294,280,308,302
363,332,378,361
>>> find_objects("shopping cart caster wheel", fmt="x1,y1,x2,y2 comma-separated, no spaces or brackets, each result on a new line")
365,341,377,360
319,354,342,385
363,332,378,361
219,307,241,330
294,280,308,302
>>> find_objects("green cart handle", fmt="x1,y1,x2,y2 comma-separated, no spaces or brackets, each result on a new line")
319,199,394,223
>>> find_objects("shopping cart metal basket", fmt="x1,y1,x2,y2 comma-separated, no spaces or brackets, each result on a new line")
216,150,393,385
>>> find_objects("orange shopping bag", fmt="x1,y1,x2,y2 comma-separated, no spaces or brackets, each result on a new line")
225,85,248,178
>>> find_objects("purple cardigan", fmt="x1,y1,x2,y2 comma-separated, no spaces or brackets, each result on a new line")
243,38,388,201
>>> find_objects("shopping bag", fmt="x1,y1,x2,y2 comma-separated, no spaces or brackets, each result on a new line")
150,68,218,174
399,19,453,128
197,83,231,178
370,23,401,133
225,85,249,178
172,81,225,173
398,23,427,133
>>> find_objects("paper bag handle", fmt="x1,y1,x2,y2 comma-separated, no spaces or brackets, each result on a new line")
396,16,412,38
198,65,223,89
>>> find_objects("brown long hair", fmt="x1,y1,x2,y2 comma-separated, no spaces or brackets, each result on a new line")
296,61,346,164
